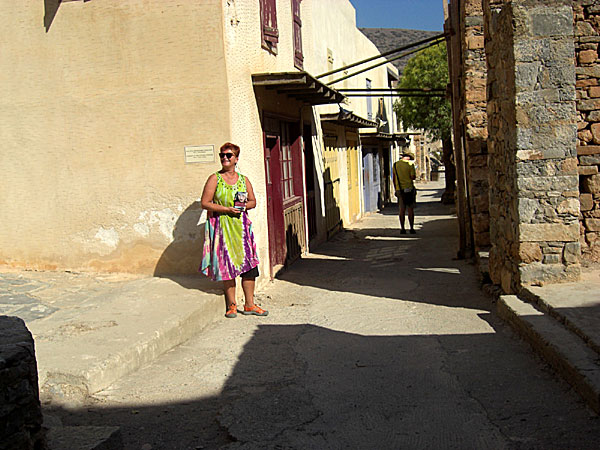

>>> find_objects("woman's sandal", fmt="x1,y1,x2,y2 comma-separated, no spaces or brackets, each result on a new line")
225,303,238,318
242,305,269,316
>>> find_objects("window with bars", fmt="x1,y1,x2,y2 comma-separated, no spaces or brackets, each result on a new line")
260,0,279,54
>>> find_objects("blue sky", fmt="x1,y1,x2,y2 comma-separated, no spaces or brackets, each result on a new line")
350,0,445,31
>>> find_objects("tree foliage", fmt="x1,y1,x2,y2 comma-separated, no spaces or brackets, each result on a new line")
394,43,451,140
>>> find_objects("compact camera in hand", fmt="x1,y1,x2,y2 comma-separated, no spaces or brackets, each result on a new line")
234,191,248,211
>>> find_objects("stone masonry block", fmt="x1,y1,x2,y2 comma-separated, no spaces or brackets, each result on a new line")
519,242,543,263
519,222,580,241
466,123,488,140
589,86,600,97
519,261,580,284
579,129,593,143
580,42,599,51
515,62,541,91
576,66,600,78
579,99,600,112
543,253,561,264
563,241,581,264
472,193,489,213
557,198,580,215
579,49,598,64
592,123,600,143
580,155,600,165
518,197,540,223
0,316,43,449
466,89,486,103
472,213,490,233
586,231,600,244
469,166,489,182
517,175,579,193
466,34,485,50
542,64,576,91
562,157,579,174
579,36,600,44
577,79,598,89
578,145,600,155
576,20,597,37
585,218,600,231
587,209,600,218
579,165,599,175
580,193,594,211
528,7,574,37
468,154,488,168
582,173,600,193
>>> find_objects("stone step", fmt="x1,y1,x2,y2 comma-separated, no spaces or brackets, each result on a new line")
520,284,600,357
27,276,224,406
498,295,600,413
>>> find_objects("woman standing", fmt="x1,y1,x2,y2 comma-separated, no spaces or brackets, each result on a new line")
200,142,268,318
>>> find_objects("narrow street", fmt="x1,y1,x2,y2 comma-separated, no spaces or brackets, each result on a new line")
47,180,600,449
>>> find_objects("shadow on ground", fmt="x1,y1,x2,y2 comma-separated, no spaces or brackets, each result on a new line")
44,184,600,448
275,194,470,310
45,318,600,449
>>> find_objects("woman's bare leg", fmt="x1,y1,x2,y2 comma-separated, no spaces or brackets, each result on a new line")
223,279,236,308
241,277,256,308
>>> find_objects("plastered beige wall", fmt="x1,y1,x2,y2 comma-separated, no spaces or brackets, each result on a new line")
0,1,230,274
0,0,397,276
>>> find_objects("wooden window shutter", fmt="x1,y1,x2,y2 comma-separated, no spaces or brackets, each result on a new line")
292,0,303,69
261,0,279,52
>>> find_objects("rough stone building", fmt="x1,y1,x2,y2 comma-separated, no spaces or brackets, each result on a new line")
574,0,600,262
446,0,597,293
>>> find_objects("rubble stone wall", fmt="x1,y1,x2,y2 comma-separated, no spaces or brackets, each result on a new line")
0,316,44,450
461,0,491,249
484,0,580,293
574,0,600,262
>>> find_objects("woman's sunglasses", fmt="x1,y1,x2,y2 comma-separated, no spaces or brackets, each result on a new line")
219,152,235,160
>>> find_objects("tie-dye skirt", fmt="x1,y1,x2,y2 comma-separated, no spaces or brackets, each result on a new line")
200,211,259,282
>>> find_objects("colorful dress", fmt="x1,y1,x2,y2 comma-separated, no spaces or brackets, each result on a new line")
201,172,260,281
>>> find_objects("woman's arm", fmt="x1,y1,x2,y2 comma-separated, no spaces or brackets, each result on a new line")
201,174,239,215
245,177,257,210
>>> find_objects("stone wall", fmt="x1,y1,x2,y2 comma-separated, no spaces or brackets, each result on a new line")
0,316,44,450
461,0,490,249
574,0,600,262
484,0,580,293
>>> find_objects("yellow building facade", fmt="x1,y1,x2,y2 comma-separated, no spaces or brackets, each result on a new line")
0,0,399,278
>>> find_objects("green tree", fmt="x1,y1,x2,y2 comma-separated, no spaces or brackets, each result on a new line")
394,42,455,204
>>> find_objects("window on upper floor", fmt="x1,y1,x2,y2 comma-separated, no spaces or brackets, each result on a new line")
260,0,279,54
292,0,303,69
366,79,373,120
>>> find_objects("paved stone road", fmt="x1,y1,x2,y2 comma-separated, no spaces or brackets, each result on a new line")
47,182,600,449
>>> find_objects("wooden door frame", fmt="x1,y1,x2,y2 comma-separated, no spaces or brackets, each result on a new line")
262,112,306,278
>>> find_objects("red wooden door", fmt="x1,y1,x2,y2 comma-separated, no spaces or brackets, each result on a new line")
264,134,286,275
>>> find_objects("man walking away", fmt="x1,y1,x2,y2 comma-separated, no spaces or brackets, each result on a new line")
393,153,417,234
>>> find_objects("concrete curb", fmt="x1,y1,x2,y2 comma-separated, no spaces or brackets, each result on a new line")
28,276,224,405
497,295,600,413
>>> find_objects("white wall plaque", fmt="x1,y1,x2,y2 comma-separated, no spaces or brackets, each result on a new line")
184,145,215,164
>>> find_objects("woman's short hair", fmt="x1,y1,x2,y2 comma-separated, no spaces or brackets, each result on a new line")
220,142,240,157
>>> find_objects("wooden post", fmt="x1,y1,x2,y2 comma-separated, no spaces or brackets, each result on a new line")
445,0,473,258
